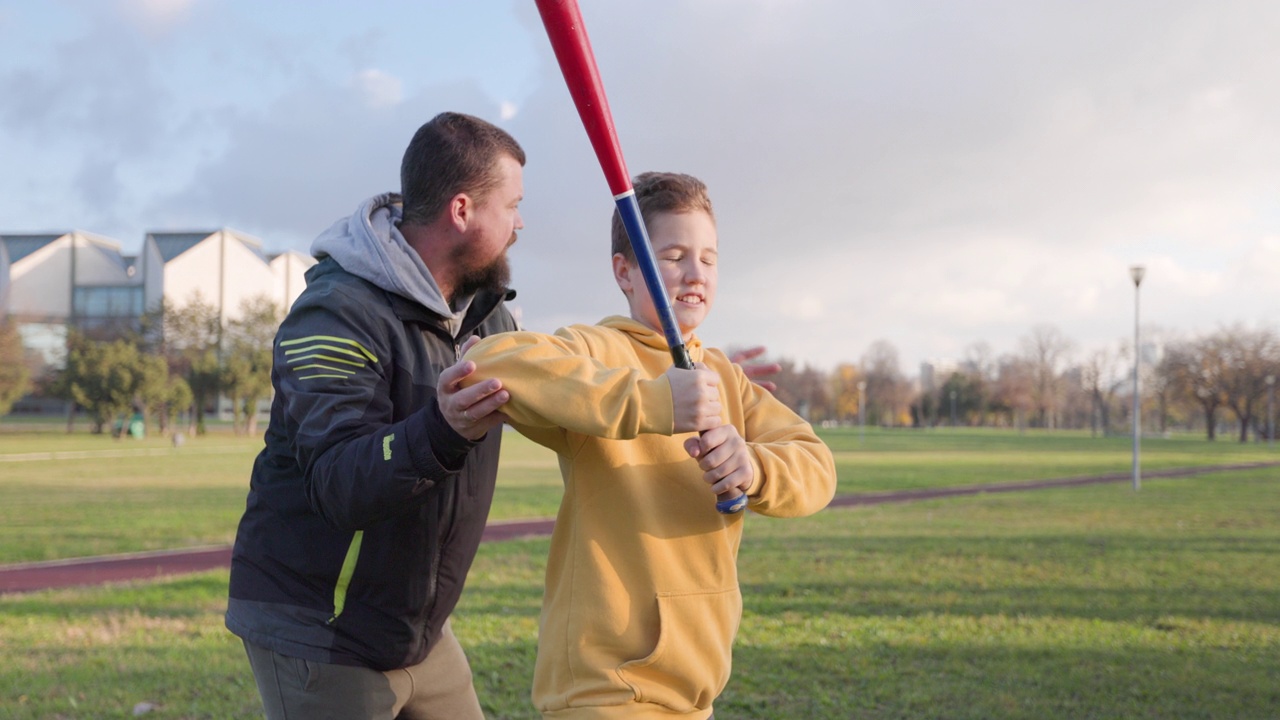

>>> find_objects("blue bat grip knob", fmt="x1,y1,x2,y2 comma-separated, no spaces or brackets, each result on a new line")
716,493,748,515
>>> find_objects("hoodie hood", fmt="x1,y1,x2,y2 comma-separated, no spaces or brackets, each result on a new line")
311,193,453,317
598,315,704,362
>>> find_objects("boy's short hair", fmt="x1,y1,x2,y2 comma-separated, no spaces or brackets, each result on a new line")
400,112,526,227
611,172,715,261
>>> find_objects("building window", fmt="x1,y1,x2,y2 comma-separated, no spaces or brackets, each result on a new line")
73,286,144,319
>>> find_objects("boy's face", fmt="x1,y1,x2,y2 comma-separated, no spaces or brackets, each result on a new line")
613,209,718,341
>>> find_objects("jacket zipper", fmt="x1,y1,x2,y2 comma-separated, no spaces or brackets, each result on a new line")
424,477,456,624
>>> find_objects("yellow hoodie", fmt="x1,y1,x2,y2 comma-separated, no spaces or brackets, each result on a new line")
463,316,837,719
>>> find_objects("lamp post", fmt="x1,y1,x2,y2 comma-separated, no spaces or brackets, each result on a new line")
1130,265,1145,491
857,380,867,445
1268,374,1275,446
950,389,957,427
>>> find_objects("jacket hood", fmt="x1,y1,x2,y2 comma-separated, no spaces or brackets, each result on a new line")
311,193,453,317
598,315,704,360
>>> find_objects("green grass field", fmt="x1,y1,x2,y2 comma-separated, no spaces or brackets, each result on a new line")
1,426,1274,565
1,428,1277,718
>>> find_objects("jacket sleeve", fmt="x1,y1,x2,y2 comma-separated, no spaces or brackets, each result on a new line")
276,288,475,530
730,359,837,518
461,328,675,452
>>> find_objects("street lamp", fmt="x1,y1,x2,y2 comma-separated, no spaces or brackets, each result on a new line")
1267,374,1276,446
1130,265,1145,491
950,389,957,427
857,380,867,445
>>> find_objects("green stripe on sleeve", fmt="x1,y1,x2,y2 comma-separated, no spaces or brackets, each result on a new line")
280,335,379,362
285,352,367,367
283,344,370,362
293,363,356,376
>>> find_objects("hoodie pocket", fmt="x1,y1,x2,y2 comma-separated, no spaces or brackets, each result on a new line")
615,587,742,712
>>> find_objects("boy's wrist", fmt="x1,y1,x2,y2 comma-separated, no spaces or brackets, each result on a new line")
743,448,764,496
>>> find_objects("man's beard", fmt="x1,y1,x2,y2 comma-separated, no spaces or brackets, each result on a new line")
453,242,513,299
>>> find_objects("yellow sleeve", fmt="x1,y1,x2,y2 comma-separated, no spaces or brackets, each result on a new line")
729,360,837,518
461,328,675,450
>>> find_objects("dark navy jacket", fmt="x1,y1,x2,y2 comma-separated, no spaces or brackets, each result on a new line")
226,257,517,671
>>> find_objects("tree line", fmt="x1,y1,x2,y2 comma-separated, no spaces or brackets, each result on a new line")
753,323,1280,443
0,292,280,437
2,310,1277,443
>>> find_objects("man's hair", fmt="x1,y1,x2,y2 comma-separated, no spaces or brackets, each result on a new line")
400,112,526,227
611,172,715,261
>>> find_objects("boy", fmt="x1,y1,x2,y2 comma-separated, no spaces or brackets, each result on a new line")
461,172,836,718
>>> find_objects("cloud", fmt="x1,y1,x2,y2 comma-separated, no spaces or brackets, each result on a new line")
152,71,503,248
116,0,196,37
496,0,1280,371
354,69,403,109
6,0,1279,376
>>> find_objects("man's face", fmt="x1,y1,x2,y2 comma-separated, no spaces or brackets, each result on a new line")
616,209,718,341
454,154,524,297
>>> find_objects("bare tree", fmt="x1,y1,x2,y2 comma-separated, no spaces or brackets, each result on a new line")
992,354,1035,431
861,340,911,427
759,356,833,423
961,341,996,426
1216,326,1280,442
1081,346,1125,436
1160,336,1228,440
1019,324,1075,429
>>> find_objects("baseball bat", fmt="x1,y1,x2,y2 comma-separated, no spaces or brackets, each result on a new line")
535,0,747,514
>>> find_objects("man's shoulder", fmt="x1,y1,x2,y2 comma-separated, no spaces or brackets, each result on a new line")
296,259,388,308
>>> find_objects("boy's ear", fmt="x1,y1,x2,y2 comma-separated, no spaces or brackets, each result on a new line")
612,253,634,296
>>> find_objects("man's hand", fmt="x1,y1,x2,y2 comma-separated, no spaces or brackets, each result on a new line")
729,346,780,393
683,424,754,498
438,336,509,440
665,363,723,434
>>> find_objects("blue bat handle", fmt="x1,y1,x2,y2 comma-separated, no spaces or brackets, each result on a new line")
614,191,745,515
614,191,689,367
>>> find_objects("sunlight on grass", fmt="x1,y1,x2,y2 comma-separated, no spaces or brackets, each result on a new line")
1,429,1277,718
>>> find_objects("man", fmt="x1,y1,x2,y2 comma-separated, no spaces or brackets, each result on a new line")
226,112,523,719
226,112,780,719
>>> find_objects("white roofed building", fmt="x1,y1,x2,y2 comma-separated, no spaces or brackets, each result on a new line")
143,230,314,326
1,228,315,381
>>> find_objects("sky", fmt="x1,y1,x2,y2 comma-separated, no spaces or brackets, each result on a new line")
2,0,1278,375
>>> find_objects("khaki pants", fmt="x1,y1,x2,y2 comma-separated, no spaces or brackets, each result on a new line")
243,620,485,720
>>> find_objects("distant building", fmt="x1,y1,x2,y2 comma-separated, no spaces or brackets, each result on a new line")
1,229,314,378
143,230,313,328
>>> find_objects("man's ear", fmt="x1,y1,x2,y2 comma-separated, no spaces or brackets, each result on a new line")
612,253,635,296
447,193,473,232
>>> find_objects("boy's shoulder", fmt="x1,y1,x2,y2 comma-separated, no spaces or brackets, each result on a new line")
700,346,748,383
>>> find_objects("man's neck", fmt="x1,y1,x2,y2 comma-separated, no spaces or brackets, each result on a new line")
401,221,456,304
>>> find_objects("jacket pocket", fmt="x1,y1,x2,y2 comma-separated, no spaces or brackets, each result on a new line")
615,587,742,712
